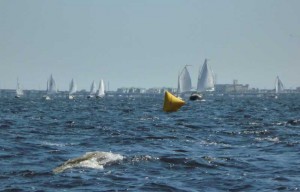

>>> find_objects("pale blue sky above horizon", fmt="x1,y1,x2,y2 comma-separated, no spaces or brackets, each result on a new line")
0,0,299,91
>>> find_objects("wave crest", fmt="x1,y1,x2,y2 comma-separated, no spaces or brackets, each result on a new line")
53,151,124,174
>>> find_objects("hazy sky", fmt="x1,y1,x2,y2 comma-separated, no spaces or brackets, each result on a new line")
1,0,299,91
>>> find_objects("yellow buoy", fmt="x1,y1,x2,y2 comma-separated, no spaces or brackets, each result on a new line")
163,91,185,112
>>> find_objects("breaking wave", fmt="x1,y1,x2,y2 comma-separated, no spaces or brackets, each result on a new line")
53,151,124,174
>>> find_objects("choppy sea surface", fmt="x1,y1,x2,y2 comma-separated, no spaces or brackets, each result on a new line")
1,94,300,191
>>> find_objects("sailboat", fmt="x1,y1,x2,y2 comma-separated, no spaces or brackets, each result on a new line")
197,59,215,92
15,78,24,98
87,81,97,98
274,76,284,98
96,79,105,99
43,74,57,100
177,65,192,98
68,79,77,100
190,59,214,100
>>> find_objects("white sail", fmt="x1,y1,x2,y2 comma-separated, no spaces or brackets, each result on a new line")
16,78,23,96
47,74,57,95
197,59,215,92
90,81,97,95
178,65,192,93
275,76,284,94
96,79,105,98
69,79,77,95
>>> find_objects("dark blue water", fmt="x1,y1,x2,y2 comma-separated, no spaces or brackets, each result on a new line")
1,95,300,191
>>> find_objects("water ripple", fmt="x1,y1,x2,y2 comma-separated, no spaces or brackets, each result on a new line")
0,95,300,191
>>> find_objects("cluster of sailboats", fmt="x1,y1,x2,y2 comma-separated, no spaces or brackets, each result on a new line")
177,59,215,101
176,59,285,101
14,59,285,101
163,59,286,112
15,74,106,100
164,59,216,112
86,80,105,99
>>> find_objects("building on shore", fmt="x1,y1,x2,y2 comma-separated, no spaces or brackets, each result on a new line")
116,87,147,94
215,80,249,93
146,87,176,94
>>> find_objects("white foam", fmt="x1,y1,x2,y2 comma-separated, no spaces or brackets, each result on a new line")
78,157,105,169
53,151,124,173
255,137,279,142
42,141,65,147
198,140,231,147
131,155,159,162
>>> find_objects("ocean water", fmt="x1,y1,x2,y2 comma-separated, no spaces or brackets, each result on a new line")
1,94,300,191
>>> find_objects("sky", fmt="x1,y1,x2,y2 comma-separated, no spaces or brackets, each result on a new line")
0,0,300,91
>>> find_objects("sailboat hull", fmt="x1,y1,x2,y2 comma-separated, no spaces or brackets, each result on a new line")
189,93,203,101
43,95,51,100
68,95,75,100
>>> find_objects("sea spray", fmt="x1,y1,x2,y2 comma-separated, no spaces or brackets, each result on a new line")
53,151,124,174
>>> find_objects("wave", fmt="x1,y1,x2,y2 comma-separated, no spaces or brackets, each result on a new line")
130,155,159,162
41,141,66,147
53,151,124,174
286,119,300,126
254,137,280,143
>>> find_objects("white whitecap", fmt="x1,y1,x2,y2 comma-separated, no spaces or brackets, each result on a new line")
198,140,231,147
53,151,124,174
255,137,279,142
41,141,66,147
